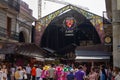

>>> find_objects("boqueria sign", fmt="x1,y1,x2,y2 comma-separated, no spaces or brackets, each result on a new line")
63,17,76,36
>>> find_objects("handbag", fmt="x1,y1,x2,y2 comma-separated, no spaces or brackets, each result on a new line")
24,74,27,79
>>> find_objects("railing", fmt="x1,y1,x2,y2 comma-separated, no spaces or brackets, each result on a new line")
0,0,20,12
0,26,6,38
10,30,19,41
0,26,19,41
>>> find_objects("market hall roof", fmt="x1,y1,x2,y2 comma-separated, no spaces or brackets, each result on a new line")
38,4,103,26
36,4,106,46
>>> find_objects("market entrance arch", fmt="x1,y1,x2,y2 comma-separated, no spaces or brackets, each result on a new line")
35,5,105,55
40,10,101,52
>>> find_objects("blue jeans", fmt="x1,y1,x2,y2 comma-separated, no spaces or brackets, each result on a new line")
36,77,40,80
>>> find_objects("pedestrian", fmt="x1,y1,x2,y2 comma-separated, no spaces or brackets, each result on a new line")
10,64,16,80
15,66,24,80
61,67,69,80
107,66,112,80
112,66,120,80
36,65,42,80
0,67,3,80
75,66,85,80
114,68,120,80
55,66,63,80
23,67,27,80
99,65,107,80
67,69,75,80
1,65,8,80
48,64,55,80
41,65,49,80
31,65,36,80
87,67,98,80
26,64,31,80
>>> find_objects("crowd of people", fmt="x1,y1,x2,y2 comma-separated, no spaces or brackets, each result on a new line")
0,62,120,80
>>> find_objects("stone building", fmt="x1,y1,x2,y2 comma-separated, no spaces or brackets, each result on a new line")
0,0,36,43
0,0,20,42
0,0,45,63
105,0,120,67
18,0,36,43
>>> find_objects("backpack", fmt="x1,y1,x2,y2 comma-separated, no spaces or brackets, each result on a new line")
15,71,20,79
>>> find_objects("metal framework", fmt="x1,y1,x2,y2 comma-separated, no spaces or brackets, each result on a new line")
36,4,104,44
38,5,103,27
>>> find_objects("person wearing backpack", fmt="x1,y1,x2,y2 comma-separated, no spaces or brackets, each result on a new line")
15,66,24,80
15,68,20,80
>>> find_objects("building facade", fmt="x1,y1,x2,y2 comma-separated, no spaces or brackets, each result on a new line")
0,0,20,42
0,0,36,43
0,0,37,62
18,0,36,43
35,4,113,64
105,0,120,67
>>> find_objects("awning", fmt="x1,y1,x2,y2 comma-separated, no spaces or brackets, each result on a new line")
75,50,112,62
35,57,55,61
0,42,47,58
76,56,110,60
42,47,57,58
15,43,46,58
43,47,55,53
75,51,112,56
0,42,17,54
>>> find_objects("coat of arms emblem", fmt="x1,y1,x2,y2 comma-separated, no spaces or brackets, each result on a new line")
63,17,76,30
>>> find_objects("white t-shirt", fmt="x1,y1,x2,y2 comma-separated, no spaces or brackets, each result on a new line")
0,71,3,80
18,70,24,79
26,66,31,74
11,67,15,76
36,68,42,77
115,72,120,80
48,68,55,78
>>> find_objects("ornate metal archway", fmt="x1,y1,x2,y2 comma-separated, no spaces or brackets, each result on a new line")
38,5,103,27
35,4,104,45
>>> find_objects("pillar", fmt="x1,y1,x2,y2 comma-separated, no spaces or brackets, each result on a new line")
112,0,120,67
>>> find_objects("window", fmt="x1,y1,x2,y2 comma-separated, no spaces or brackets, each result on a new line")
7,16,12,37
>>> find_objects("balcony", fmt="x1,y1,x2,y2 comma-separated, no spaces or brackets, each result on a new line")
0,26,19,41
0,0,20,12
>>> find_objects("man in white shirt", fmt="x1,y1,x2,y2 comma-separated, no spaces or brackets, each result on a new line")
26,64,31,80
36,65,42,80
